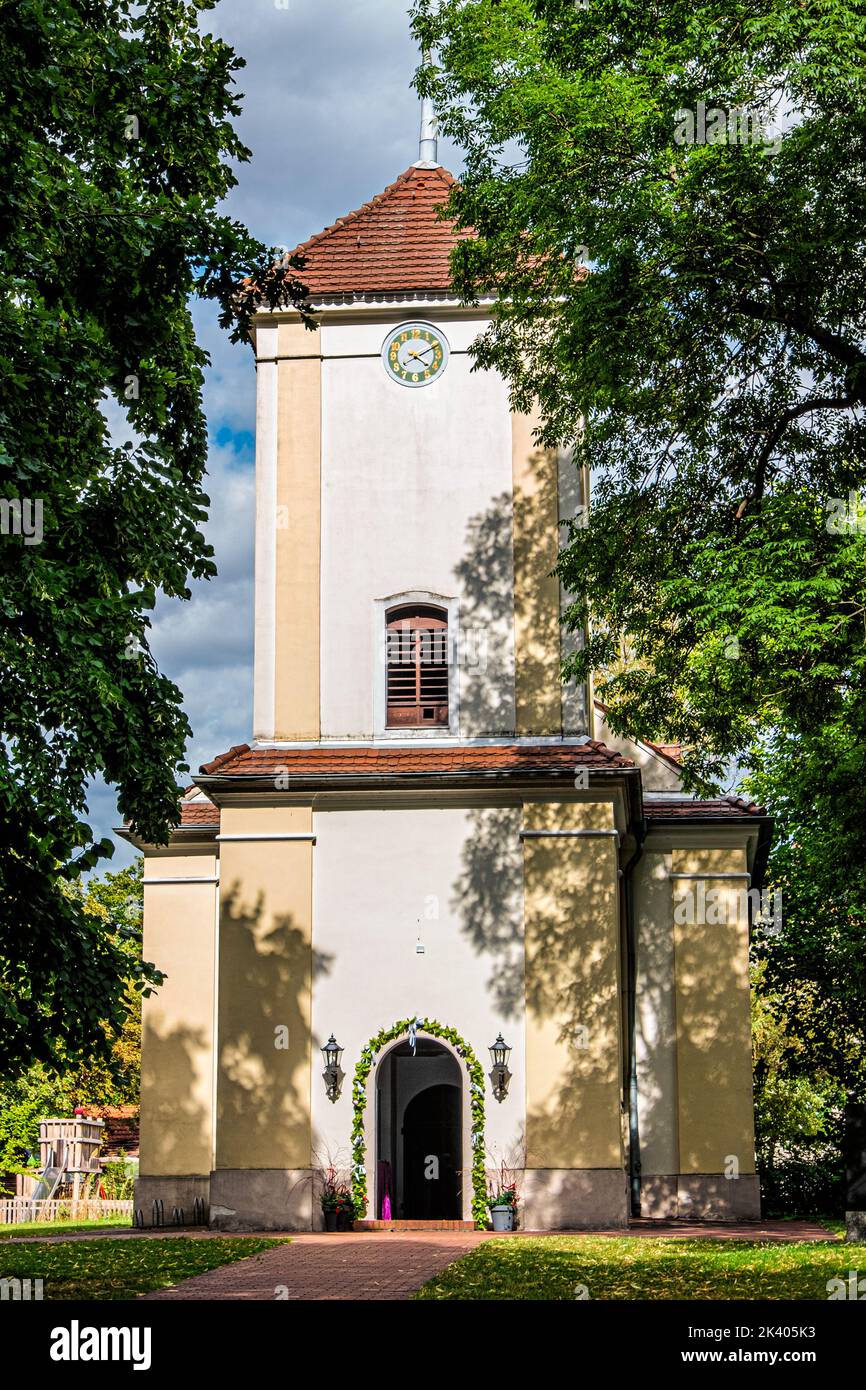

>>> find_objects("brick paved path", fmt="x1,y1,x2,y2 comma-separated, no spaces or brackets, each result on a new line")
137,1219,836,1301
141,1231,485,1301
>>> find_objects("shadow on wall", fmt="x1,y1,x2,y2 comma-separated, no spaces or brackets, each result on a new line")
453,451,586,738
520,833,624,1165
670,892,755,1176
216,882,333,1165
519,836,751,1176
140,1021,211,1175
451,806,525,1022
634,857,678,1173
453,490,516,736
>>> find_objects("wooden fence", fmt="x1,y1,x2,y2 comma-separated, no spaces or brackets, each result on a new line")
0,1197,132,1226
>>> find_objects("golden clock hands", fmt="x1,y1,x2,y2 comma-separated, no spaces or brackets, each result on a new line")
407,346,434,363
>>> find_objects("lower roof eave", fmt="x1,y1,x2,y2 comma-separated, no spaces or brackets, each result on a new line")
643,812,772,825
116,824,218,852
644,813,774,889
192,764,642,799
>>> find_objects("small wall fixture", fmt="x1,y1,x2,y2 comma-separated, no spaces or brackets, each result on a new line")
489,1033,512,1102
321,1034,344,1103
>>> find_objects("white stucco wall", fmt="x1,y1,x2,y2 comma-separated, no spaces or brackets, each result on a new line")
310,803,526,1184
319,314,517,739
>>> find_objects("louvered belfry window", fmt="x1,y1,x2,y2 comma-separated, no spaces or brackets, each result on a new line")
386,605,449,726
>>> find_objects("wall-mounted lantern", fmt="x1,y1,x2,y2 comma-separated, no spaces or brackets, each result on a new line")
321,1034,344,1103
489,1033,512,1102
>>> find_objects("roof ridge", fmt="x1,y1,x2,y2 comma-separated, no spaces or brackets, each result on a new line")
289,164,456,263
722,792,766,815
587,738,620,763
199,743,251,776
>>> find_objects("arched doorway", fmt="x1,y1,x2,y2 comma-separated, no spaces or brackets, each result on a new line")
375,1038,462,1220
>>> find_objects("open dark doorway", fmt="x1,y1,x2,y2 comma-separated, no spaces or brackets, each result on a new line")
403,1084,461,1219
376,1038,462,1220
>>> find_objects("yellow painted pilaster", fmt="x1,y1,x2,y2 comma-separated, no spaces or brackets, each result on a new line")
140,851,218,1176
274,322,321,739
672,846,756,1175
523,800,624,1169
512,409,562,735
215,805,313,1170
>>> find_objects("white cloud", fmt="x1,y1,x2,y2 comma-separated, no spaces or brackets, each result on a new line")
201,0,463,250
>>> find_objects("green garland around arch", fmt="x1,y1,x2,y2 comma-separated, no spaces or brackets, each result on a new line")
350,1017,488,1227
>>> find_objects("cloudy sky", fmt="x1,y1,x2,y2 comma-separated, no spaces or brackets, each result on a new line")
91,0,463,869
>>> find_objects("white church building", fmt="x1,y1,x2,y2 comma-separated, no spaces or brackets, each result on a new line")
126,116,770,1232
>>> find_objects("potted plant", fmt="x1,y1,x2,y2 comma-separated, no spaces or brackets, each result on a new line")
487,1183,518,1232
321,1189,340,1232
320,1166,342,1231
335,1187,354,1232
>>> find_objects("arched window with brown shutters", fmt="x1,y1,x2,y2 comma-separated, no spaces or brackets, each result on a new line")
385,604,449,727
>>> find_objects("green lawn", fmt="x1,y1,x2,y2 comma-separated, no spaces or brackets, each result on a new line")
415,1235,849,1301
822,1219,846,1237
0,1236,287,1299
0,1218,128,1241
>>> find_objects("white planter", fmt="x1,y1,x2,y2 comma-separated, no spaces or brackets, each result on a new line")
490,1205,513,1232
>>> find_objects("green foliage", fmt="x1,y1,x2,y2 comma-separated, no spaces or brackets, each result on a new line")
562,491,866,796
351,1018,488,1226
745,736,866,1206
96,1158,136,1201
759,1151,846,1219
0,1217,127,1239
751,962,844,1155
320,1188,352,1215
745,741,866,1095
0,1065,71,1171
487,1187,518,1209
0,1060,139,1173
414,1235,846,1301
0,858,144,1169
0,0,309,1074
412,0,866,782
63,859,146,1102
750,960,849,1215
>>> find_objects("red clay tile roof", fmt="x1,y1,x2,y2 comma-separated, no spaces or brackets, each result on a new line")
87,1106,140,1159
289,165,470,297
643,795,767,820
178,799,220,827
198,745,250,777
648,742,683,764
198,741,632,779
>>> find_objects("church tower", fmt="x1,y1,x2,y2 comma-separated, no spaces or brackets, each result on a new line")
128,106,768,1233
251,151,588,749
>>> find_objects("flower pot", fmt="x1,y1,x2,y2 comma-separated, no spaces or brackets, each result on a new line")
324,1210,338,1232
337,1208,353,1232
490,1205,513,1232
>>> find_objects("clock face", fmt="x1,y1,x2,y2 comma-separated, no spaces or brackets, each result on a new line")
382,322,449,387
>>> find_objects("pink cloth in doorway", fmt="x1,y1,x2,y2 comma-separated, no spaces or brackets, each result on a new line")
378,1159,394,1220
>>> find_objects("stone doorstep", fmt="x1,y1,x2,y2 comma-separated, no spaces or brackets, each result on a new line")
354,1219,476,1232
